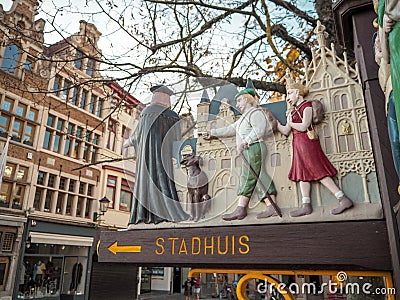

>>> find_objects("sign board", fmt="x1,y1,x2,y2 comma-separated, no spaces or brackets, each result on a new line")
98,221,390,270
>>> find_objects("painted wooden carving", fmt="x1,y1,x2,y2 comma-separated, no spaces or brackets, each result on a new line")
373,0,400,213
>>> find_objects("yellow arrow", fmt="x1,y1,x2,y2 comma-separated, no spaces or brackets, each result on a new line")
108,241,142,255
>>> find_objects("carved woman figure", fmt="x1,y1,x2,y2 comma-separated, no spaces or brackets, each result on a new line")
276,82,354,217
203,88,278,221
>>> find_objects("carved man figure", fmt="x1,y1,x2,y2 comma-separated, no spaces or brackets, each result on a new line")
276,82,354,217
203,88,278,221
374,0,400,213
123,85,189,225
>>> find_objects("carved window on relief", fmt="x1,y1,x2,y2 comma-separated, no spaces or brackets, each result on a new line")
221,158,231,169
319,124,334,154
323,73,332,89
333,93,350,111
338,119,356,153
235,155,241,168
271,153,281,167
208,158,216,171
359,117,371,150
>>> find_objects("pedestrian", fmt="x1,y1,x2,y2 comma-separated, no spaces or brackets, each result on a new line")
203,88,278,221
193,277,201,300
183,277,193,300
276,81,353,216
123,84,190,225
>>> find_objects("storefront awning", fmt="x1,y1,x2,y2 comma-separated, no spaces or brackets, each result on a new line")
30,232,94,247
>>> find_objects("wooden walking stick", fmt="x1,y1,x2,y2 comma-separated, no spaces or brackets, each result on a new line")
240,151,282,217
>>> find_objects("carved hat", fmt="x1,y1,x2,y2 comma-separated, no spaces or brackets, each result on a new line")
234,88,256,100
150,84,174,96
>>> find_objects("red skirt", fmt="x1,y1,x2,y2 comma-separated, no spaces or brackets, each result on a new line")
288,130,337,182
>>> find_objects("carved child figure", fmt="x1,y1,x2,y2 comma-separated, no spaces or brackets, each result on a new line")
276,81,354,217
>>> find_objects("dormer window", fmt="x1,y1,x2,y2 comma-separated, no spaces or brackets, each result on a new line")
1,43,21,75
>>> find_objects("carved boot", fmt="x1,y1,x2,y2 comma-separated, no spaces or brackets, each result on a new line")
222,206,247,221
331,195,353,215
290,203,313,217
256,205,278,219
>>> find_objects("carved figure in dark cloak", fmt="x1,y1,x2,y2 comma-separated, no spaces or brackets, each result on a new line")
123,85,190,225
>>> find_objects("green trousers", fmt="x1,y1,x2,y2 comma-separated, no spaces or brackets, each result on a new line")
237,142,277,200
390,22,400,134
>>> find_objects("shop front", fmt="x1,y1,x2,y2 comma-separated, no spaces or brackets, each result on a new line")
14,220,95,300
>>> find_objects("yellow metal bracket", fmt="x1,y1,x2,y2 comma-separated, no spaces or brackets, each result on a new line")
188,268,395,300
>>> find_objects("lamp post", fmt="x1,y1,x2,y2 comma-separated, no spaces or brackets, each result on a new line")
93,196,110,223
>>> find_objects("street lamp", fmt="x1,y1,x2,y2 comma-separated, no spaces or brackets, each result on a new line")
93,196,110,222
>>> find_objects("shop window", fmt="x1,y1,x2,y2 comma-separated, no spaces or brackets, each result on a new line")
62,257,87,296
1,43,21,75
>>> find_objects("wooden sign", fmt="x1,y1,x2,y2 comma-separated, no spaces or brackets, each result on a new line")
98,221,391,270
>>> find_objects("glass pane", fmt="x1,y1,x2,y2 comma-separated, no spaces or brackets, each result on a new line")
47,115,54,127
0,115,10,132
16,104,27,117
66,195,73,215
53,133,61,152
57,119,63,131
48,174,55,187
16,166,28,181
59,177,67,190
0,182,11,208
1,43,19,73
37,172,45,185
2,98,13,112
56,192,64,214
43,130,51,149
64,138,71,155
120,190,132,212
62,257,87,295
69,180,76,192
27,108,38,121
4,163,15,179
33,187,42,210
44,190,53,211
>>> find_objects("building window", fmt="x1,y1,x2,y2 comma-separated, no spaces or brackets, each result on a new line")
106,176,116,209
80,90,87,109
62,80,71,100
75,50,83,70
35,172,94,218
107,119,117,151
120,180,132,212
71,87,79,105
121,126,131,155
89,95,96,114
86,58,95,76
0,163,28,210
1,43,21,75
96,99,103,117
52,75,62,96
0,97,38,145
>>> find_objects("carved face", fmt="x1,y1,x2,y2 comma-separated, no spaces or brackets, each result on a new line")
236,96,250,112
286,88,300,106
